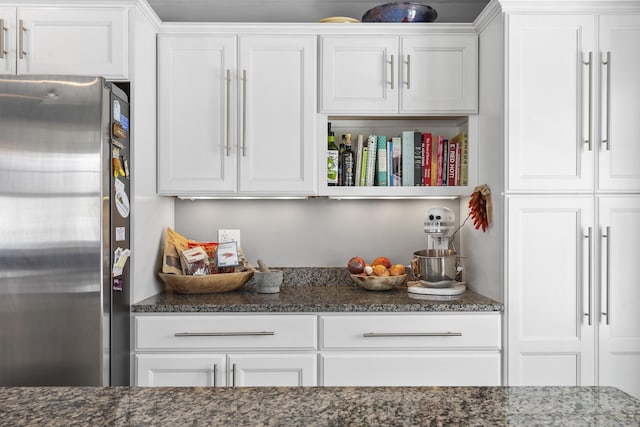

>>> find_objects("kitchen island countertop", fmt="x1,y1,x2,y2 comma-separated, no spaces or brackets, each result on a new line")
1,386,639,426
132,283,502,313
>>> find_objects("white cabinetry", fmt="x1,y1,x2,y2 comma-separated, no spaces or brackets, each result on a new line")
157,32,317,197
506,195,595,386
320,34,477,115
319,313,501,386
134,312,502,387
597,197,640,399
134,314,317,387
502,9,640,399
0,7,127,78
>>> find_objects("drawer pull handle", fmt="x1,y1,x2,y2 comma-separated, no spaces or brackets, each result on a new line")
362,332,462,338
174,331,275,337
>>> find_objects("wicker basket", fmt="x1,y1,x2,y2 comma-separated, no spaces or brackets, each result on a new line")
158,270,254,294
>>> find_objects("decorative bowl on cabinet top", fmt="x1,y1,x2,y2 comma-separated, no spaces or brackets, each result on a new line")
361,2,437,23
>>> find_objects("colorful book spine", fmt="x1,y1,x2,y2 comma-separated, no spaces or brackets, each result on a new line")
455,140,462,186
391,137,402,186
430,136,438,186
355,134,364,187
377,135,388,186
388,139,393,186
436,136,445,186
359,147,368,186
366,135,377,186
423,133,432,186
413,132,422,186
401,131,414,186
460,133,468,186
448,139,457,186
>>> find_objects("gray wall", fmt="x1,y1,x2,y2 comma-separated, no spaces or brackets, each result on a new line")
175,198,461,268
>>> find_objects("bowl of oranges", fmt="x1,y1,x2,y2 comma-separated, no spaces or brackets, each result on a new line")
347,256,407,291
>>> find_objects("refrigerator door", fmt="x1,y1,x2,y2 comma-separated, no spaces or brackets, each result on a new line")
0,75,108,386
108,83,131,386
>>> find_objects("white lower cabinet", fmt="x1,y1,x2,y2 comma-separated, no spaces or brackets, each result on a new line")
134,314,317,387
134,312,502,387
137,353,226,387
321,352,500,386
319,313,502,386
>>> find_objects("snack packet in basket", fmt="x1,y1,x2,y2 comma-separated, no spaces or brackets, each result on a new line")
179,246,210,275
162,227,189,274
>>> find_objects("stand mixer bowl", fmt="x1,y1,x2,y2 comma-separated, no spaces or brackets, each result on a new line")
411,249,460,284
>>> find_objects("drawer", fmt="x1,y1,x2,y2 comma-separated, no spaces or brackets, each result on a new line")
320,313,501,350
135,314,317,350
321,352,501,386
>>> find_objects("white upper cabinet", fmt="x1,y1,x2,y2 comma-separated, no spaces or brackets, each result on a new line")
237,35,317,194
320,33,478,115
157,32,317,197
507,13,640,193
157,35,237,195
400,35,478,113
597,15,640,192
0,7,128,78
507,15,595,192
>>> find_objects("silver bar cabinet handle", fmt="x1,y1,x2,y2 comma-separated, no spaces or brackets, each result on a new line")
232,363,237,387
363,332,462,338
19,19,26,59
583,52,593,151
388,54,395,90
0,19,6,58
602,51,611,150
404,54,411,89
241,69,247,156
584,227,592,326
174,331,275,337
602,226,611,325
212,363,217,387
225,69,231,156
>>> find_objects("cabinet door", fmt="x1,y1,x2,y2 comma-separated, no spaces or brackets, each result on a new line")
597,15,640,192
319,35,398,114
228,354,317,387
598,197,640,400
157,35,237,196
321,352,500,386
507,195,595,386
400,35,477,114
0,8,16,74
507,15,595,192
136,354,226,387
16,8,127,78
238,35,316,194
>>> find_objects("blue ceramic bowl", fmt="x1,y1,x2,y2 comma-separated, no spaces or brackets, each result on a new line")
361,2,437,23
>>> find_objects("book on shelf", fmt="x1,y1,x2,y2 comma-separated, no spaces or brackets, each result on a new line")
359,147,368,186
422,133,432,186
401,131,414,186
391,137,402,186
366,135,377,186
413,131,422,186
430,136,438,186
388,139,393,186
449,131,468,186
436,136,445,186
448,139,457,186
354,134,364,187
376,135,388,186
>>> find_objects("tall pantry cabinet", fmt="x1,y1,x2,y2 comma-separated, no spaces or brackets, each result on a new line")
476,2,640,398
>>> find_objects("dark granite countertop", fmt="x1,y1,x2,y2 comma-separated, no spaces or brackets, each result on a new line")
1,386,639,426
133,284,502,313
134,267,502,313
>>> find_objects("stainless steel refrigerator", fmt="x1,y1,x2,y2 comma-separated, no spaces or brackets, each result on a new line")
0,75,131,386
